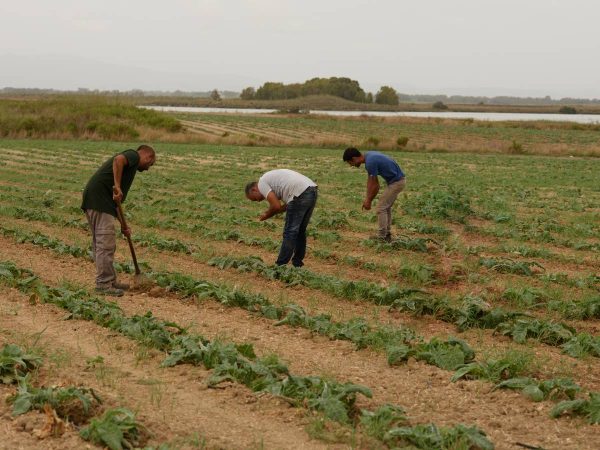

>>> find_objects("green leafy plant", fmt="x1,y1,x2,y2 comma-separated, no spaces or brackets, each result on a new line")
403,188,473,223
501,286,550,308
9,379,101,423
360,404,407,440
493,377,580,402
479,257,544,276
365,234,437,253
384,423,494,450
451,350,533,383
0,344,42,384
80,407,148,450
561,333,600,358
551,392,600,424
133,233,193,254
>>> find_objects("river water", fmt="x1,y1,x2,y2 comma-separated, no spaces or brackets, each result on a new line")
141,105,600,124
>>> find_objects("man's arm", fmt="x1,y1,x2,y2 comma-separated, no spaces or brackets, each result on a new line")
112,155,131,237
112,154,129,203
259,191,286,221
362,175,379,210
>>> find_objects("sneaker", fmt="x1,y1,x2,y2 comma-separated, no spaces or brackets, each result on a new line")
112,281,130,290
95,286,124,297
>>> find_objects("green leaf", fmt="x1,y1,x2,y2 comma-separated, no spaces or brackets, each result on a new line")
12,395,32,416
235,343,256,359
94,422,124,450
522,385,545,402
386,345,412,366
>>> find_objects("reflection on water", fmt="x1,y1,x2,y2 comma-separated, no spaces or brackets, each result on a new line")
141,105,600,124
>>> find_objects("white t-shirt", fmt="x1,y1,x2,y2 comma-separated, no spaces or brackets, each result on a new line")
258,169,317,204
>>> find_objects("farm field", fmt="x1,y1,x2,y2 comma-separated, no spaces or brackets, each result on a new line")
0,139,599,449
175,111,600,157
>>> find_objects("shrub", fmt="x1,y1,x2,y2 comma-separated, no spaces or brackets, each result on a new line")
509,140,525,154
559,106,577,114
433,101,448,110
365,136,380,146
396,136,409,148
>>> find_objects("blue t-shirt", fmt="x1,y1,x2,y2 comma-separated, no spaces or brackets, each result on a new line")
364,151,405,185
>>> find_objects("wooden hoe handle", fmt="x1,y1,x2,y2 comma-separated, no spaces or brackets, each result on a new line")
113,189,141,275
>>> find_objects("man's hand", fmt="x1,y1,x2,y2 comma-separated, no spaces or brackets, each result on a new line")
121,227,131,238
362,199,372,211
113,186,123,203
258,213,269,221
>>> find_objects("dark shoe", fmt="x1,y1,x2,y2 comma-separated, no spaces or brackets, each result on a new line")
95,286,124,297
369,234,392,243
112,281,130,290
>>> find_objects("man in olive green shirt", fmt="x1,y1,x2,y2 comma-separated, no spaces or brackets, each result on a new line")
81,145,156,296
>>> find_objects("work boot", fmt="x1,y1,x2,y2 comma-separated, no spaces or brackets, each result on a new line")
369,234,392,243
112,281,130,290
95,286,124,297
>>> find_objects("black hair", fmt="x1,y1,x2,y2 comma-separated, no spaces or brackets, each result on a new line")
245,181,258,196
343,147,361,162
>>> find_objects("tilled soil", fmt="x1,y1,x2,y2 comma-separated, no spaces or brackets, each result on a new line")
0,288,333,449
1,235,600,449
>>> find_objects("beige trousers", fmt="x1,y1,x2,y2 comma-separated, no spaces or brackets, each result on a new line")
85,209,117,288
376,178,406,238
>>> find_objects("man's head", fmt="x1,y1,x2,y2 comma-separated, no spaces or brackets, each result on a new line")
343,147,363,167
245,181,264,201
137,145,156,172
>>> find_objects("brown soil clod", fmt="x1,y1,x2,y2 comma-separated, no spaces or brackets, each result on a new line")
130,273,154,292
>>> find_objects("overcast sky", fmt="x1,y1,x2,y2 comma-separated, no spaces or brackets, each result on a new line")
1,0,598,98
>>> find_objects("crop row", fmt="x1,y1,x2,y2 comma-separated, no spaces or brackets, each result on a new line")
0,343,154,450
0,226,566,403
208,256,600,359
0,261,495,448
3,225,592,412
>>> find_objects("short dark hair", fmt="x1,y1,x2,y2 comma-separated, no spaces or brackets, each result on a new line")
137,144,155,156
245,181,257,196
343,147,361,162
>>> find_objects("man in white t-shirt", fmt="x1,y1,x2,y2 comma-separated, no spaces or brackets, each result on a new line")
245,169,318,267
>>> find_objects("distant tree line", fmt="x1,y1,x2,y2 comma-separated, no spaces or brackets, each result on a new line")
241,78,407,105
241,77,369,103
396,93,600,105
2,86,599,105
0,87,240,99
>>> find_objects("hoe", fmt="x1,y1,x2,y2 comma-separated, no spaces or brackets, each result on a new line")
113,190,153,290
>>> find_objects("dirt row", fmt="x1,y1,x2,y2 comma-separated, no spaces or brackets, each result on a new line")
0,287,332,450
1,235,600,449
5,214,600,348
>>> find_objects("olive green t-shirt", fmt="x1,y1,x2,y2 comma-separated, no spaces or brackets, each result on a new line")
81,150,140,216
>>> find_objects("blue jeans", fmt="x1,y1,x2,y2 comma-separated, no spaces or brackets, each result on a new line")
276,187,318,267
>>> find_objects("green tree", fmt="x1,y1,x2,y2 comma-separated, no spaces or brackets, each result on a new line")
375,86,399,105
240,87,255,100
255,82,286,100
366,92,374,103
210,89,221,101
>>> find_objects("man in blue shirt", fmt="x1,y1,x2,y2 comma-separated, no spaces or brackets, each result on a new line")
343,147,406,241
